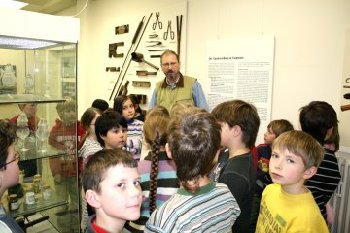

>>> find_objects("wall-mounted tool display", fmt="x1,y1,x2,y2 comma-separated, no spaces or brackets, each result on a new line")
176,15,183,57
132,81,151,88
163,20,175,40
113,13,154,100
136,70,157,76
131,52,159,70
152,12,162,30
115,24,129,34
109,13,153,101
109,42,124,58
106,67,120,72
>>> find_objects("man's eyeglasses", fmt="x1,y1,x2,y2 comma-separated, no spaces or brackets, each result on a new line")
161,62,178,68
0,152,20,170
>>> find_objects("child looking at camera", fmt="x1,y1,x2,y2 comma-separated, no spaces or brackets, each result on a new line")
255,130,329,233
114,95,144,160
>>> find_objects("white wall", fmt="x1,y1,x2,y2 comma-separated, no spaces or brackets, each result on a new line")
75,0,350,149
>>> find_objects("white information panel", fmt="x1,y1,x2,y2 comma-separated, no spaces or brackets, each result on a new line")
206,36,275,144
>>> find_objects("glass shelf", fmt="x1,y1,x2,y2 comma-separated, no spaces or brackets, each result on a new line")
15,144,66,161
7,193,68,218
0,94,66,104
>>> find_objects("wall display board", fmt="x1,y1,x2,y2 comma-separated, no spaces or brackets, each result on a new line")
339,28,350,151
206,36,274,144
107,1,187,106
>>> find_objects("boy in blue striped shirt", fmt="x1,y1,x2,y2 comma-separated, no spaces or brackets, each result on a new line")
145,109,240,233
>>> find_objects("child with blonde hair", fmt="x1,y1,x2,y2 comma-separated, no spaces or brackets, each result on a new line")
126,106,179,232
255,130,329,233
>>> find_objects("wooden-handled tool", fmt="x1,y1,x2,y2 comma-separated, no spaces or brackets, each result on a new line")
136,70,157,76
341,104,350,112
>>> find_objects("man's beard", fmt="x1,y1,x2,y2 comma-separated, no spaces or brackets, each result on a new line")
166,72,179,84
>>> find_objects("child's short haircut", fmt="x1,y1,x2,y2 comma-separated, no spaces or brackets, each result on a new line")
268,119,294,137
170,102,194,119
82,148,136,193
212,99,260,148
272,130,324,169
95,111,127,147
145,106,169,120
91,99,109,112
56,98,76,116
299,101,338,144
167,111,221,192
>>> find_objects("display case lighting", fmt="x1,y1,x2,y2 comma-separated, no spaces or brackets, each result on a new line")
0,35,59,50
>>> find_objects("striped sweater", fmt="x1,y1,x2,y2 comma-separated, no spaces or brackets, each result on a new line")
126,119,144,161
305,148,341,217
125,152,179,232
145,182,241,233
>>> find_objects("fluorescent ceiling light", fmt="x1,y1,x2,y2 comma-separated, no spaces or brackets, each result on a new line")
0,0,28,10
0,35,59,49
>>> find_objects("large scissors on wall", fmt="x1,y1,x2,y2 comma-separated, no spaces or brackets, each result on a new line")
163,20,175,40
152,12,162,30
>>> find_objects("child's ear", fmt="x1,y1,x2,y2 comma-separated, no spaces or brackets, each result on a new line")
85,189,101,209
165,143,172,159
303,166,317,180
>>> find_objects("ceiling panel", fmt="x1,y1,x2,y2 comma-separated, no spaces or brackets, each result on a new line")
16,0,77,14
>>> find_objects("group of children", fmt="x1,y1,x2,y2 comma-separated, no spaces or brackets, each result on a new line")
79,98,341,233
0,95,341,233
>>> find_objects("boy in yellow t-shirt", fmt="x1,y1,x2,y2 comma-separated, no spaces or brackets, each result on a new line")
255,130,329,233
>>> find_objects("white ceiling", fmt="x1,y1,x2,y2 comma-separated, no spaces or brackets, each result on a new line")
16,0,77,15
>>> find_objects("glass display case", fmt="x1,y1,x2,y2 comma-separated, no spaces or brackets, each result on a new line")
0,36,79,233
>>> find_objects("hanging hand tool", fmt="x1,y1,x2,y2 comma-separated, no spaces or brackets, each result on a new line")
108,42,124,58
136,70,157,76
152,12,162,30
132,81,151,88
163,20,175,40
131,52,159,70
176,15,183,57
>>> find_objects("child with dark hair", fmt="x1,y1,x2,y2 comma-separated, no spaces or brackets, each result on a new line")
78,107,103,232
145,111,240,232
256,119,294,192
126,106,179,232
114,95,144,160
91,99,109,112
211,99,260,233
129,94,146,122
0,119,24,233
83,149,142,233
95,111,127,149
255,130,329,232
299,101,341,222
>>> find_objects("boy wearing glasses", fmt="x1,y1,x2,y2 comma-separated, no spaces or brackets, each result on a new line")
148,50,208,112
0,119,23,232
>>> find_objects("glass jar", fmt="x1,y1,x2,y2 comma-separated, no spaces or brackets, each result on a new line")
25,184,35,205
8,194,19,211
42,185,52,200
